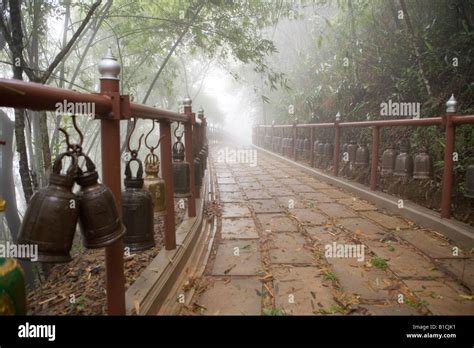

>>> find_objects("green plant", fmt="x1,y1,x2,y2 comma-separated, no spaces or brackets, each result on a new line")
371,256,388,270
263,307,286,316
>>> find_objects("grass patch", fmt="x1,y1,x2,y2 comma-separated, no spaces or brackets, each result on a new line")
323,271,338,281
371,256,388,270
263,307,286,316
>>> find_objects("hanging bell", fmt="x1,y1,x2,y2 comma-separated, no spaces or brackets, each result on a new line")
18,152,79,263
143,153,167,216
413,149,432,179
355,144,369,167
394,142,413,177
122,158,155,251
172,137,191,198
287,138,293,157
464,157,474,198
324,142,334,162
303,138,309,160
381,147,397,176
76,154,125,249
347,140,358,163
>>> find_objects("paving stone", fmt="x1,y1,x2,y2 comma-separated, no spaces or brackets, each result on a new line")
269,232,315,264
259,180,282,188
221,203,251,218
360,211,410,230
276,196,308,209
249,199,284,213
236,176,257,183
320,189,352,199
219,184,241,193
267,187,295,196
217,177,236,184
337,198,377,211
338,218,387,241
299,191,333,203
273,266,337,315
306,181,333,190
239,182,263,190
317,203,358,219
196,278,262,315
434,258,474,291
366,240,445,279
255,175,274,181
280,178,302,185
404,279,474,315
212,240,262,276
358,303,420,315
216,172,232,178
396,229,463,259
288,184,315,193
219,191,244,203
289,208,327,226
256,213,299,232
244,190,272,200
221,218,259,239
305,226,347,244
326,257,396,301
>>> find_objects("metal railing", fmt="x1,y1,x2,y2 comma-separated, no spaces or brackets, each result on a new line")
0,49,208,315
253,97,474,221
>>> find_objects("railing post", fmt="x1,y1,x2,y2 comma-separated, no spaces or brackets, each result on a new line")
183,97,196,218
370,126,380,190
441,95,458,219
160,120,176,249
333,112,341,176
310,127,315,167
293,119,297,161
98,48,126,315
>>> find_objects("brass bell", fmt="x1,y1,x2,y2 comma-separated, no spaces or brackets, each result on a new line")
143,153,167,215
347,140,358,163
464,156,474,198
122,158,155,251
143,120,167,215
394,141,413,177
76,154,125,249
172,131,191,198
413,149,432,179
303,138,309,160
355,144,369,167
18,152,79,263
381,147,397,176
324,142,334,162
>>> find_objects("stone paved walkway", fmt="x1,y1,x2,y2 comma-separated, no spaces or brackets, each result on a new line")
184,143,473,316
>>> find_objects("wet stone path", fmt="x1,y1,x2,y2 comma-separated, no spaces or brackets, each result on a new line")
184,144,473,316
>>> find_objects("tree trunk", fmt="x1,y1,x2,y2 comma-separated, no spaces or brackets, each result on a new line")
399,0,433,98
9,0,34,202
0,111,37,287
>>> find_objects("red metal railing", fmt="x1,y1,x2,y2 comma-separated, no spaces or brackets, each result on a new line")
253,103,474,221
0,51,207,315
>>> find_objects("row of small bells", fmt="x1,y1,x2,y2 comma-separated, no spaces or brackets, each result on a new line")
17,124,207,261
